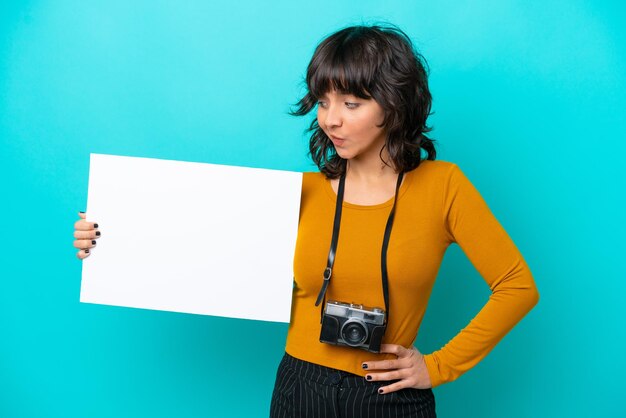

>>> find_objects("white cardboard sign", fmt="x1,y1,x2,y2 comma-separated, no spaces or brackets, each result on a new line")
80,153,302,323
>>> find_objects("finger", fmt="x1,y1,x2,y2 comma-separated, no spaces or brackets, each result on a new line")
74,218,99,230
76,248,91,259
365,369,409,382
78,211,86,219
380,344,409,357
409,346,422,357
73,239,97,249
377,380,410,395
362,358,404,371
74,229,101,239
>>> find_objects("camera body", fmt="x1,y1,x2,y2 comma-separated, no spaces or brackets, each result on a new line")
319,300,386,353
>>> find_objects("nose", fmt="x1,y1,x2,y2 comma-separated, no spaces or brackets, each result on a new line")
321,103,342,131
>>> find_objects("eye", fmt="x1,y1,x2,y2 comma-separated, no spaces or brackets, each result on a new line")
345,102,360,109
317,100,327,108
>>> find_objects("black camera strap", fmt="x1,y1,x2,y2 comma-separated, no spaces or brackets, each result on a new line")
314,169,346,308
315,170,405,326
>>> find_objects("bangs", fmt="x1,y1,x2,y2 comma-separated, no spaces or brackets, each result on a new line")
307,34,375,100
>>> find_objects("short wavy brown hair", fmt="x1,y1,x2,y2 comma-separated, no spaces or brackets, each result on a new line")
290,23,437,178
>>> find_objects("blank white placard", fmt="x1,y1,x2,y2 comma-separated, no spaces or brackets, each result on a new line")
80,153,302,323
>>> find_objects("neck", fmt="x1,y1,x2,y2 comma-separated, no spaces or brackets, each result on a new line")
345,148,398,182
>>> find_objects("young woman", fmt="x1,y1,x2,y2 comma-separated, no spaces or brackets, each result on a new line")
74,23,539,417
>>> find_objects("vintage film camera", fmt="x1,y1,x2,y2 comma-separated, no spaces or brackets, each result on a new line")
319,300,387,353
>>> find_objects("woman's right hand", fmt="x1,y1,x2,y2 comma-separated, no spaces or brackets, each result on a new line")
74,211,100,259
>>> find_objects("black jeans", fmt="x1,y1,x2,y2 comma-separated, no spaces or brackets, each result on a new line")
270,352,436,418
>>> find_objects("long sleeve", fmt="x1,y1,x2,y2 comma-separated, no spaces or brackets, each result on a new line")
422,163,540,388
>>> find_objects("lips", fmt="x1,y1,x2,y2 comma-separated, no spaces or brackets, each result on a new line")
329,135,346,145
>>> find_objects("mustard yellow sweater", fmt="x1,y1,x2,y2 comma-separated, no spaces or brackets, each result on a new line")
285,159,540,388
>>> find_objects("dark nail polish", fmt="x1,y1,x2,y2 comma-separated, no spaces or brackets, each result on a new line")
362,364,368,369
91,240,96,245
366,375,372,381
94,223,99,228
378,389,383,394
95,231,101,236
79,211,85,214
85,249,90,253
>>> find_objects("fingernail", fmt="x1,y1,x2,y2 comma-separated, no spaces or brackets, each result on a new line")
94,223,99,228
91,240,96,245
95,231,101,236
366,375,372,381
362,364,368,369
79,211,85,214
378,388,383,394
85,249,90,253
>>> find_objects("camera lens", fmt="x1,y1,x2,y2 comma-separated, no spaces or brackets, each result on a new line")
341,320,368,346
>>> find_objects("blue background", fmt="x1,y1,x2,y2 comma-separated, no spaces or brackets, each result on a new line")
1,1,624,417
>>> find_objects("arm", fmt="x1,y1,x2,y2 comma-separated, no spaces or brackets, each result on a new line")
422,163,540,388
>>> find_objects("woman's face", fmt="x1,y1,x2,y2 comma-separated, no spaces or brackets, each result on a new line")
317,89,387,162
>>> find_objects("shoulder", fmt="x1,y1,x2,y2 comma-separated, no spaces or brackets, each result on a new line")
412,159,456,173
300,171,327,194
302,171,326,180
302,171,326,185
406,159,460,183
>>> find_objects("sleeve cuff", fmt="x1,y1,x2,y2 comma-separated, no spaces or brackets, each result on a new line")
423,353,444,388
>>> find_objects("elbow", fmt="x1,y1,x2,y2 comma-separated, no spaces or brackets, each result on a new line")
530,285,540,309
515,262,540,311
524,281,540,312
501,273,540,313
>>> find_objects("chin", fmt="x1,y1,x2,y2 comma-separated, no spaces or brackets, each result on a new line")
334,148,355,160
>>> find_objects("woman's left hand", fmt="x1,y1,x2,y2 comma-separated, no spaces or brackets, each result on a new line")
362,344,432,393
